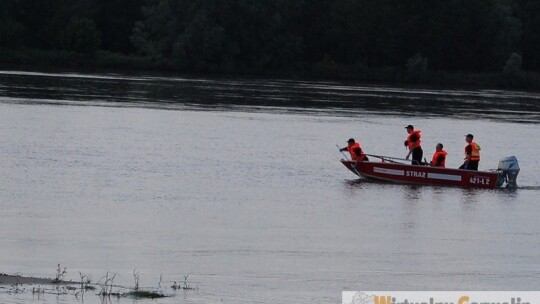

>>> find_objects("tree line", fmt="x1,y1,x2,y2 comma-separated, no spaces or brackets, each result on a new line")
1,0,539,78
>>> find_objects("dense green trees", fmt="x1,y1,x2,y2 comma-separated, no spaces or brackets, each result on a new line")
0,0,143,54
61,18,101,54
130,0,305,72
1,0,539,77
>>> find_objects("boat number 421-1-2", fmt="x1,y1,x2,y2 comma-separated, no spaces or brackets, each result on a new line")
469,177,490,185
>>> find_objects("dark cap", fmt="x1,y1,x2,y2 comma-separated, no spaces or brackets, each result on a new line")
405,125,414,129
465,133,474,138
347,138,355,143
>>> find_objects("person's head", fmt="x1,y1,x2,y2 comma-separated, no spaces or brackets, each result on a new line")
405,125,414,134
436,143,443,151
347,138,355,146
465,134,474,143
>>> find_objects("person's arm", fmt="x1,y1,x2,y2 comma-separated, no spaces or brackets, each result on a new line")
436,154,445,166
405,135,418,160
339,147,347,152
405,150,412,160
464,145,472,162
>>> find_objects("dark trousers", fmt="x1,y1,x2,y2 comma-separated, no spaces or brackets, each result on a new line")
411,147,423,165
459,160,479,170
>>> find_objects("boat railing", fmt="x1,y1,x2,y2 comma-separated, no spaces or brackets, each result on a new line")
337,146,422,165
365,154,420,165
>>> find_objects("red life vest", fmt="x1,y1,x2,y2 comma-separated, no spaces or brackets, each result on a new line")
431,150,448,167
347,142,365,161
466,141,481,161
406,130,422,150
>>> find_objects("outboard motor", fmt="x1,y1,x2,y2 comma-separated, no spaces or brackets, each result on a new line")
496,156,520,188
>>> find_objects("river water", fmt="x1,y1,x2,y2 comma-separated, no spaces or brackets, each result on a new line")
0,71,539,304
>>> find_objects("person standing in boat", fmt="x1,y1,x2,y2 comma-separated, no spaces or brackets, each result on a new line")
459,133,481,170
404,125,423,165
430,143,448,167
339,138,368,162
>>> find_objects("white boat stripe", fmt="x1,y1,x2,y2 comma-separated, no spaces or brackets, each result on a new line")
427,172,462,181
373,167,404,176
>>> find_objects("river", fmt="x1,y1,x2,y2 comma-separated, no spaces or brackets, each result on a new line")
0,71,539,304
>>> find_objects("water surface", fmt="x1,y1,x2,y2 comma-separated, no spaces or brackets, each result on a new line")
0,71,538,304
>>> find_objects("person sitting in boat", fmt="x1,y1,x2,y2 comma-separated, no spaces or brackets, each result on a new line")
404,125,423,165
339,138,368,162
430,143,448,167
459,133,481,170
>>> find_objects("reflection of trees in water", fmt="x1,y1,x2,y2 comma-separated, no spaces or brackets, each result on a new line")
1,72,538,123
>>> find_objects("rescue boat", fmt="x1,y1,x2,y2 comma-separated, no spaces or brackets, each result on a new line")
340,155,520,189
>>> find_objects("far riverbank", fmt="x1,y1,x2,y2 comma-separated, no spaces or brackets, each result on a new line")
1,47,540,91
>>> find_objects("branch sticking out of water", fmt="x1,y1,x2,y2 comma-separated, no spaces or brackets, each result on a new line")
171,274,198,291
52,264,67,283
133,269,140,291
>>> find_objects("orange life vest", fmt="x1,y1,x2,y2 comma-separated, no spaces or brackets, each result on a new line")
467,141,481,161
406,130,422,150
347,142,365,161
431,150,448,167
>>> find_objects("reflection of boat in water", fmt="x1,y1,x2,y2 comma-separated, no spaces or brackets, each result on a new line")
340,155,520,189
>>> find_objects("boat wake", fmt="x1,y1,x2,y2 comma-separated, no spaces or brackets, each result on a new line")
513,185,540,191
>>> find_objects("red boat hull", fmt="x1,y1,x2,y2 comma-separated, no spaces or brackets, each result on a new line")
341,160,500,189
